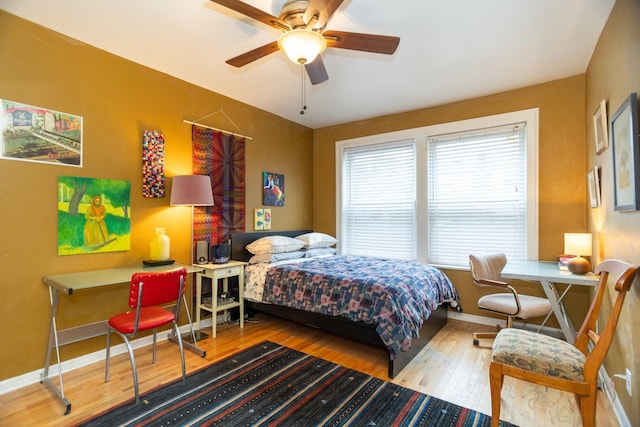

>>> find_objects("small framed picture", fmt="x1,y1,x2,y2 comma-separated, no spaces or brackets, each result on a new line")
593,100,609,155
588,166,601,208
610,92,640,211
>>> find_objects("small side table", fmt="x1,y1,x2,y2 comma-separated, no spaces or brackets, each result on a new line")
193,260,247,338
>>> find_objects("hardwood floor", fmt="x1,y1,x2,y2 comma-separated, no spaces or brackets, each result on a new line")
0,316,618,426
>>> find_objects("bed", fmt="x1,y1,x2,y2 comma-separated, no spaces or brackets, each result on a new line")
231,230,460,378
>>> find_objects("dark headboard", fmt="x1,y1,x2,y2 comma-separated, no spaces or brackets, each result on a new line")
231,230,313,262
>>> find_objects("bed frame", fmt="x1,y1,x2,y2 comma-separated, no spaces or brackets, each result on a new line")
231,230,449,378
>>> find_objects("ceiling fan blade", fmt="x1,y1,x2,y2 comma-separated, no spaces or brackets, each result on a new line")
210,0,290,31
305,56,329,85
226,41,280,67
303,0,344,29
323,30,400,55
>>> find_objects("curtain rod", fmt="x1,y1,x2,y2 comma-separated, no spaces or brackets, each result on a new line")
183,108,253,140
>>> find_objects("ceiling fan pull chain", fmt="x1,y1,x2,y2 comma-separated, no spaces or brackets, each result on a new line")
300,64,307,115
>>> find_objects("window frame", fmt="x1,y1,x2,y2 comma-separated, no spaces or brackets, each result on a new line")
335,108,539,268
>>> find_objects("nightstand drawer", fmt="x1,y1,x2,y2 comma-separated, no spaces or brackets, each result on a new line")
215,265,242,278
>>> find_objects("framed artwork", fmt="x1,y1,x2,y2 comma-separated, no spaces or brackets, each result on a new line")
263,171,285,206
593,99,609,155
57,176,131,255
254,208,272,230
142,130,165,198
587,166,601,208
610,92,640,211
1,99,82,166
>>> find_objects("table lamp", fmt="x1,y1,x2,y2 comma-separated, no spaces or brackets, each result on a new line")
170,175,214,264
564,233,592,274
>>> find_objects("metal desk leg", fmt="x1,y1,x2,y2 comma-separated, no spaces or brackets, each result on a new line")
167,278,206,357
41,287,72,415
540,280,577,343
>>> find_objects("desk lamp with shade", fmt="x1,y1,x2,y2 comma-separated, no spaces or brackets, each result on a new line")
170,175,214,263
564,233,593,275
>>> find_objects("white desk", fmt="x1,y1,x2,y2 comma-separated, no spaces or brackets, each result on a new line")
42,263,204,415
501,260,600,343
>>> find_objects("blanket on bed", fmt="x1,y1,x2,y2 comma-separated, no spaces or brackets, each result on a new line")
253,255,460,358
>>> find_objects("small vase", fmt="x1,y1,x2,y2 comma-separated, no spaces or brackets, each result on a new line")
149,227,170,261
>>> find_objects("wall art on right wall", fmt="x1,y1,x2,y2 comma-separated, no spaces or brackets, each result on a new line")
610,92,640,211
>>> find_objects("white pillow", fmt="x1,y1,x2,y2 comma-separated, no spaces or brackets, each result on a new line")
248,250,306,264
246,235,305,255
295,232,337,249
304,247,337,258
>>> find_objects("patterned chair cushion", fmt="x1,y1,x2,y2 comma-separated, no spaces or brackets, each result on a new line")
492,328,586,382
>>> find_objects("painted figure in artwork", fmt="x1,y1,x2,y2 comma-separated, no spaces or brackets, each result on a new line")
83,195,113,248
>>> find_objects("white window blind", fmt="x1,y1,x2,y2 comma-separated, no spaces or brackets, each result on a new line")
343,142,416,259
427,123,527,266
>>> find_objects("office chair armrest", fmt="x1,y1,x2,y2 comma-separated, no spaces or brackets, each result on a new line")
476,278,510,288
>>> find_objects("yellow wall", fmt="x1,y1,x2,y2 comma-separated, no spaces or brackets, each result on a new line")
585,0,640,423
0,11,313,380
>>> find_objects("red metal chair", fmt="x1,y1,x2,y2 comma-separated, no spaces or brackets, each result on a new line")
105,267,188,403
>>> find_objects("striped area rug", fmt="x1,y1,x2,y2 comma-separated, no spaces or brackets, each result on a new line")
76,341,516,426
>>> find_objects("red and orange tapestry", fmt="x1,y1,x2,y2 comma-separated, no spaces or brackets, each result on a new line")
192,126,245,254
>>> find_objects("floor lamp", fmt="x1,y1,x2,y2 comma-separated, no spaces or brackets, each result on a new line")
170,175,214,342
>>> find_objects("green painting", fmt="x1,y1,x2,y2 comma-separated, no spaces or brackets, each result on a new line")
57,176,131,255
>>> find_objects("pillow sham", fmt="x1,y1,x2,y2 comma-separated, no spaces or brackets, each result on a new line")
304,247,337,258
295,232,337,249
248,250,306,264
246,235,305,255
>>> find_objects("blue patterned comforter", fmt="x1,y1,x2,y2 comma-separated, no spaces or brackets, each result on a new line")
261,255,460,358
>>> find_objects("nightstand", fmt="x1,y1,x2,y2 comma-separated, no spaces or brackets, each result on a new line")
193,260,247,338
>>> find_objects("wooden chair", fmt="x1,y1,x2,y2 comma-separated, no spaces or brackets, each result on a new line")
469,253,552,345
105,267,188,403
489,259,639,427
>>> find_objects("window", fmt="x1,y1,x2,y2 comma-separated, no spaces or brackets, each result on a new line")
427,124,528,266
336,109,538,268
341,141,416,259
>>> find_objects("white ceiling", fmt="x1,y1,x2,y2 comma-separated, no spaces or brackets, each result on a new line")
1,0,615,129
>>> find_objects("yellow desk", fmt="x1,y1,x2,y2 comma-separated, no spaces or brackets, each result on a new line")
42,263,204,414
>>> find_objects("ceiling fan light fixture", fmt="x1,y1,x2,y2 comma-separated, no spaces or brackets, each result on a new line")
278,29,326,65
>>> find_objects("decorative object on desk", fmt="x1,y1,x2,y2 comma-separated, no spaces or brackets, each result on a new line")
564,232,592,274
253,208,272,230
170,175,214,263
57,176,131,255
149,227,170,261
78,341,515,427
593,99,609,155
142,130,165,198
611,92,640,211
263,171,285,206
587,166,601,208
1,99,83,167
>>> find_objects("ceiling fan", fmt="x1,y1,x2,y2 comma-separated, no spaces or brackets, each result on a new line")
210,0,400,85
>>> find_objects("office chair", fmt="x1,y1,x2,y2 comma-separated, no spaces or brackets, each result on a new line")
489,259,639,427
469,253,552,345
105,267,188,403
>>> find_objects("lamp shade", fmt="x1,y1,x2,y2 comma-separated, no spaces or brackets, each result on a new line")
278,29,327,64
564,233,592,256
169,175,214,206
